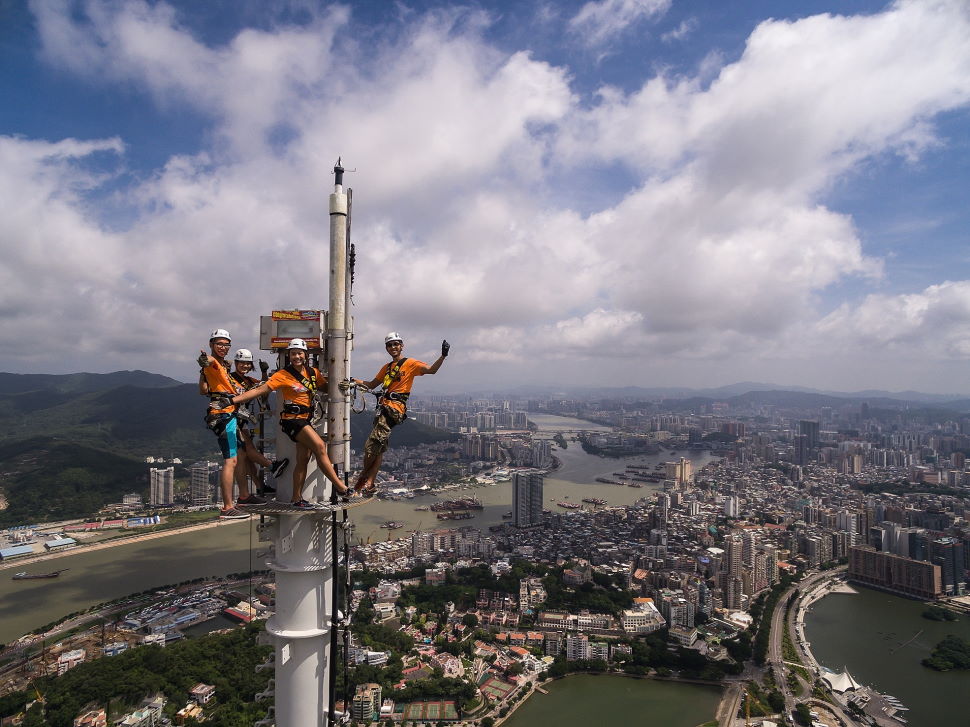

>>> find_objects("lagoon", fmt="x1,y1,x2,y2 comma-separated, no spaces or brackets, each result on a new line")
502,674,721,727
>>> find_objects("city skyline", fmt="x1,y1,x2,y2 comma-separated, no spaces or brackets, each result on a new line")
2,1,970,393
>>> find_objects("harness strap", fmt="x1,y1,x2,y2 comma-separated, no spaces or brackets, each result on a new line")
284,364,318,393
381,357,408,390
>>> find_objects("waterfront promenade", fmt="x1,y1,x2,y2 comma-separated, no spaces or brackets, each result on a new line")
775,569,900,727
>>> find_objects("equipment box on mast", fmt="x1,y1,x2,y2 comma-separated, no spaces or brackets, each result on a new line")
260,310,327,351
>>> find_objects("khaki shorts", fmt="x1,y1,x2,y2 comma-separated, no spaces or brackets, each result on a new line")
364,406,405,458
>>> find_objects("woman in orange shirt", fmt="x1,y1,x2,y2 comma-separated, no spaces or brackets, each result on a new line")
230,339,349,508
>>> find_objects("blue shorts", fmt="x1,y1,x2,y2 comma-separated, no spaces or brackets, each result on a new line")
212,414,241,459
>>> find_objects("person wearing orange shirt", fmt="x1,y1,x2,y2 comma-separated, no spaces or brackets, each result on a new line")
198,329,265,519
230,349,288,495
347,332,449,494
230,338,349,508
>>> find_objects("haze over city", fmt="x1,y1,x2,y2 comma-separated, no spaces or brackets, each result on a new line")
2,0,970,393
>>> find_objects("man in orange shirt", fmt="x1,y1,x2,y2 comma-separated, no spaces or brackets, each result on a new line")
348,332,449,494
198,329,266,519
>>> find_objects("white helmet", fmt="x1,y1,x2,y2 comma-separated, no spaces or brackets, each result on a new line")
234,349,254,362
384,331,403,345
287,338,308,351
209,328,231,342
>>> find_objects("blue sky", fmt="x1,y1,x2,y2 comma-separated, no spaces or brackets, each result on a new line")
1,0,969,394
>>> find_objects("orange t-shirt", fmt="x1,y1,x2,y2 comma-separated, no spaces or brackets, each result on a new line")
374,358,425,414
202,360,236,414
267,366,326,419
230,372,260,393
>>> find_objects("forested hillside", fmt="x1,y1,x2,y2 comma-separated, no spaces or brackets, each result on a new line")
0,371,455,525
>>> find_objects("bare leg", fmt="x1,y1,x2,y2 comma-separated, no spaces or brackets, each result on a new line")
295,426,348,495
355,453,383,492
240,428,271,468
291,445,312,502
234,448,254,499
219,456,237,508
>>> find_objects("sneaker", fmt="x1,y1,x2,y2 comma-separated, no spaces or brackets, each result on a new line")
219,507,250,520
261,483,277,495
237,494,267,506
291,499,323,510
270,458,290,478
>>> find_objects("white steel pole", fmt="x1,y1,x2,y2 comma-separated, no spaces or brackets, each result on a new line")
325,160,350,725
261,164,351,727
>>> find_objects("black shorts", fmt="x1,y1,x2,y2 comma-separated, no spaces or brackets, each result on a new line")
280,418,311,443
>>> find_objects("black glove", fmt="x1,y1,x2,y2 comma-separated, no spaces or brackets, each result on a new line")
259,360,269,375
197,351,209,368
441,340,450,357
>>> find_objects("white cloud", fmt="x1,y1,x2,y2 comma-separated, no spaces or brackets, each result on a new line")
3,0,970,391
661,18,697,43
568,0,671,48
817,281,970,358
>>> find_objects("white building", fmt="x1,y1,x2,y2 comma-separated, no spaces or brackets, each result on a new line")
149,466,175,506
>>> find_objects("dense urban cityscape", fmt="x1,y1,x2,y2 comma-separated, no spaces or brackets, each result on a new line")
2,391,969,726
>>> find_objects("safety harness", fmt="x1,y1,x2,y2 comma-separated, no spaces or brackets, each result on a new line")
380,358,410,404
282,365,319,416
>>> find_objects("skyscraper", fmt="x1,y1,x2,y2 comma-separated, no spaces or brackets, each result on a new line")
189,461,216,507
512,470,544,528
931,537,966,596
149,466,174,506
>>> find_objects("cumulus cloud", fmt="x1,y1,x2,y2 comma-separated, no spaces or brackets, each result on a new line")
3,0,970,390
817,281,970,358
568,0,671,48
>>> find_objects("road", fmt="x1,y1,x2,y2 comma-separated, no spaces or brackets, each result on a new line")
766,568,863,726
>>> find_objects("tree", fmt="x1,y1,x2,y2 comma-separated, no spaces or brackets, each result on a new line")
462,613,479,628
794,703,812,726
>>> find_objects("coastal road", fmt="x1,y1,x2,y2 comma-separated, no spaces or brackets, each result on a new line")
767,569,847,716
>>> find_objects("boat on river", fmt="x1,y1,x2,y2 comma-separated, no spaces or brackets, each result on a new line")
380,521,404,529
430,497,483,512
12,568,69,580
437,511,473,520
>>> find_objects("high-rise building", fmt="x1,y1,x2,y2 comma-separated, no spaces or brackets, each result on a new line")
799,420,820,449
512,470,544,528
848,546,942,600
189,461,217,507
351,683,382,721
931,538,966,596
149,467,174,506
665,457,693,485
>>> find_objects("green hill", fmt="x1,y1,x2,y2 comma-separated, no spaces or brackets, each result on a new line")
0,370,182,394
0,437,147,526
0,371,455,525
349,410,457,451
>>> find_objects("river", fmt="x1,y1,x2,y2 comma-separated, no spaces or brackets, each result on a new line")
804,586,970,727
502,674,720,727
354,413,713,542
0,414,714,646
